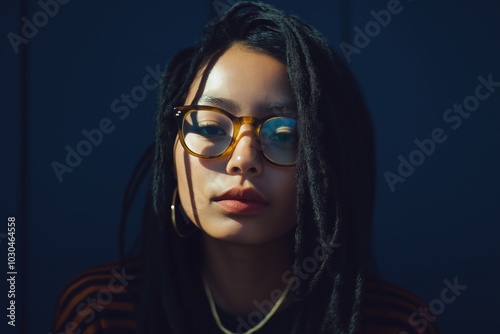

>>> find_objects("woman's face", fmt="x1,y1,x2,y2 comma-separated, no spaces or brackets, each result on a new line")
174,44,297,245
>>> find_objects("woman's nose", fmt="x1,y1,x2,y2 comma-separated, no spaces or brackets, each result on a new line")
226,125,263,176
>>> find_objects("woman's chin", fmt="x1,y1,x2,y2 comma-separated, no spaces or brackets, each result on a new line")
199,220,294,246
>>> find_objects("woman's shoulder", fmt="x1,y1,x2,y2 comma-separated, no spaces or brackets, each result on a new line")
363,277,440,334
51,260,140,334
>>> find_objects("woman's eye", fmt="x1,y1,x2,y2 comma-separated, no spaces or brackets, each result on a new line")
270,129,296,143
195,124,227,137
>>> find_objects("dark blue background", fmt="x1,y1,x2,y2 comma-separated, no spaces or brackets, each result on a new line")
1,0,499,333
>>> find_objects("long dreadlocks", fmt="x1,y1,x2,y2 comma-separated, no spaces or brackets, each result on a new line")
120,2,376,333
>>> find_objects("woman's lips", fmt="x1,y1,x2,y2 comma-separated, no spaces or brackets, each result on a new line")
214,199,268,215
212,187,269,215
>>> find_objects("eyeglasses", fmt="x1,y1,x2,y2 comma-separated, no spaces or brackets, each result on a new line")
174,105,298,166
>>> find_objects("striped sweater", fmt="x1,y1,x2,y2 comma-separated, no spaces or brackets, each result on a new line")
51,261,440,334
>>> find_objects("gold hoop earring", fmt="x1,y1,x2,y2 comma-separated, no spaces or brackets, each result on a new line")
171,187,196,238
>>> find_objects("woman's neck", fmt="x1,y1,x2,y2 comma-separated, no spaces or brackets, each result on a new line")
202,231,294,315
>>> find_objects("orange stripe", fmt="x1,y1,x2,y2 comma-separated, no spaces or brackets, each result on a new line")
365,307,415,324
366,292,422,314
364,324,405,334
106,301,135,312
101,319,137,329
371,280,429,307
365,307,440,334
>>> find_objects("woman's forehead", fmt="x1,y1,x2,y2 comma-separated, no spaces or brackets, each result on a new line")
185,45,296,114
195,95,296,117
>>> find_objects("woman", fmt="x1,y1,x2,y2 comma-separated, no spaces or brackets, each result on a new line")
52,2,439,333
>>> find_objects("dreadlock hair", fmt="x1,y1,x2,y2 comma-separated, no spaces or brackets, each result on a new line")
123,2,377,333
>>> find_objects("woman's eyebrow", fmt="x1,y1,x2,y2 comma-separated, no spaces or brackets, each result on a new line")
197,95,296,114
266,101,297,113
197,96,240,113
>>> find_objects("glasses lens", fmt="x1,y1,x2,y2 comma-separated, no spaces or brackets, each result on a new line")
260,117,297,165
182,110,234,156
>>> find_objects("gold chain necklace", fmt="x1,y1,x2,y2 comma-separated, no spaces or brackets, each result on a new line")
202,275,293,334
